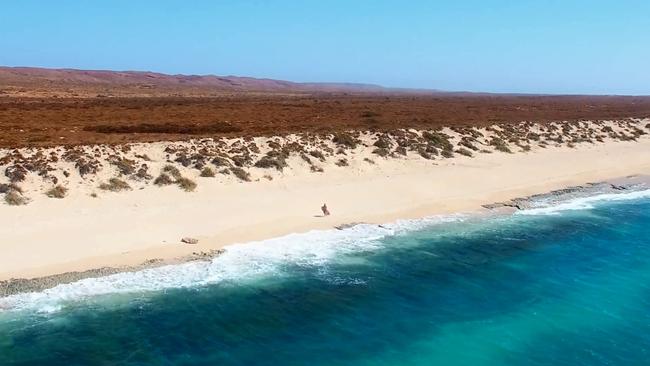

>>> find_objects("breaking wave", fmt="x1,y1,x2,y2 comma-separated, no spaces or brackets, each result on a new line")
3,187,650,314
0,215,464,313
516,188,650,216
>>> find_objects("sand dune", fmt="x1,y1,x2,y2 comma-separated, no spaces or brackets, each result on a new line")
1,119,649,282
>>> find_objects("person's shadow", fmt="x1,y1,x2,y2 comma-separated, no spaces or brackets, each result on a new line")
313,214,325,218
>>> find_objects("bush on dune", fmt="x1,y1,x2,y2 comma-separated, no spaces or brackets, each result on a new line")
332,132,360,149
200,167,216,177
230,167,251,182
162,165,182,179
45,185,68,199
455,148,473,157
176,177,197,192
4,190,28,206
154,173,174,186
99,178,131,192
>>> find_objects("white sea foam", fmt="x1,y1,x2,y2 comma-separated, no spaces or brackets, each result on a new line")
516,188,650,216
0,214,464,313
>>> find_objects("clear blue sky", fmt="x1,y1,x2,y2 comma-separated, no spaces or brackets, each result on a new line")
1,0,649,95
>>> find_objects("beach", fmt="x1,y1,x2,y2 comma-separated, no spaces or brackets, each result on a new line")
3,172,650,365
1,123,649,283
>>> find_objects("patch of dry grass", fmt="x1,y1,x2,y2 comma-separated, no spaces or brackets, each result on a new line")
200,167,215,177
176,177,197,192
309,150,326,162
4,190,28,205
162,165,182,179
335,158,349,167
332,132,359,149
489,137,512,153
230,167,251,182
455,148,473,157
45,185,68,199
99,178,131,192
154,173,174,186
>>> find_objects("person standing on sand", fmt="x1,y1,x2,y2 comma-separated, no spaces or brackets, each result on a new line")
321,203,330,216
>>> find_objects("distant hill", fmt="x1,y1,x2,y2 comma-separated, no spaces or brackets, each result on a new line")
0,66,427,98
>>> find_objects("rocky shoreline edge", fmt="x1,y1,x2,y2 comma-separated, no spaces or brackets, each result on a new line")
1,175,648,299
482,175,649,211
0,249,224,298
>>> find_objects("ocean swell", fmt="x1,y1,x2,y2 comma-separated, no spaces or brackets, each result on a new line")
0,215,464,314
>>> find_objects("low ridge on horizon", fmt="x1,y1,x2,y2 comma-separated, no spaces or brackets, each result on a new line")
0,65,442,98
3,66,644,98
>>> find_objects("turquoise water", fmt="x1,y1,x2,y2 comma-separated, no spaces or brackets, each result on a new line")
1,193,650,365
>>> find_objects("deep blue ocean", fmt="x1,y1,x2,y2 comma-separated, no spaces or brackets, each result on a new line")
1,191,650,365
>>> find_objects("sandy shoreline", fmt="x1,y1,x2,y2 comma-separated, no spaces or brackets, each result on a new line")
1,121,649,291
1,175,648,297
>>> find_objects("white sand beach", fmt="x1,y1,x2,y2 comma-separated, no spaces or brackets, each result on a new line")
1,123,649,281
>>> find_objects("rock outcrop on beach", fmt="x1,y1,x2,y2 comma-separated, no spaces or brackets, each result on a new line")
481,178,649,212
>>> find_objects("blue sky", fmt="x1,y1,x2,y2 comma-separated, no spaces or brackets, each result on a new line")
1,1,649,94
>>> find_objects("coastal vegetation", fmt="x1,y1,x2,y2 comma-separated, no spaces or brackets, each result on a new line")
45,185,68,199
4,189,27,205
176,177,197,192
154,173,174,186
1,118,649,205
200,167,216,177
99,178,131,192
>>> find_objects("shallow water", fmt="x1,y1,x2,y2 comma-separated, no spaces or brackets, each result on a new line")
1,192,650,365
